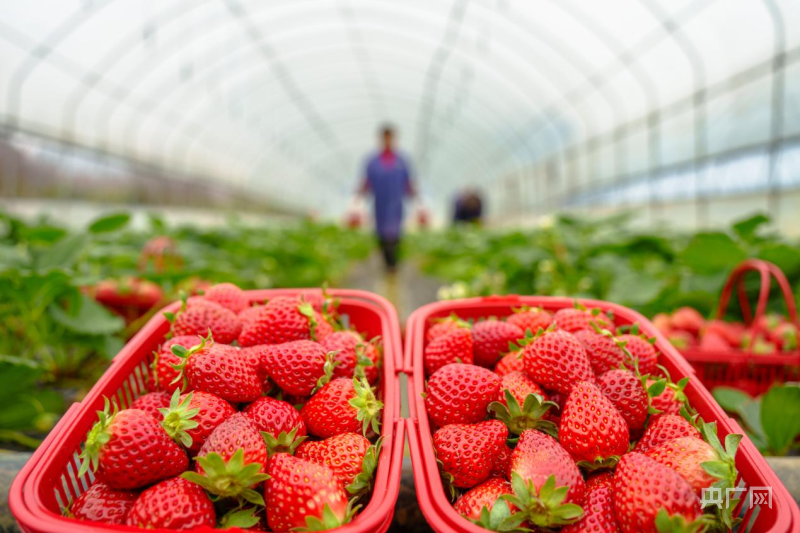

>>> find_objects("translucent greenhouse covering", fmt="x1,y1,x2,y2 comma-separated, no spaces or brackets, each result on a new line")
1,0,799,227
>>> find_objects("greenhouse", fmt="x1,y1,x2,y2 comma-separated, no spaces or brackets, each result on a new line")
1,1,799,532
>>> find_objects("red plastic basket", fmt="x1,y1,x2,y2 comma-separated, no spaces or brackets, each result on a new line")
10,288,406,533
680,259,800,396
404,295,800,533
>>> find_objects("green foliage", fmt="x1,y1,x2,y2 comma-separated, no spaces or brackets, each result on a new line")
410,212,800,317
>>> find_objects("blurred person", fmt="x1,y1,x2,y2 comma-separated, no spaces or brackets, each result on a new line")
453,188,483,225
357,124,416,272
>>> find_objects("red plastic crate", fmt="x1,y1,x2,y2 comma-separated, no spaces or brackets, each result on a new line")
405,295,800,533
10,288,406,533
680,259,800,396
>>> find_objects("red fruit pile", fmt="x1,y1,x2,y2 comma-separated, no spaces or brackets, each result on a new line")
72,285,384,531
655,307,798,354
424,303,742,533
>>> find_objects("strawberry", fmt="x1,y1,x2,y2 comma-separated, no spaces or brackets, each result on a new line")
507,307,553,335
238,304,264,326
424,328,473,376
554,307,611,333
647,375,688,418
238,296,328,346
125,477,215,530
129,391,171,419
69,482,138,525
645,422,740,497
652,313,672,334
699,331,733,351
671,307,705,335
505,430,586,528
497,371,547,406
490,444,513,479
427,315,470,342
296,433,380,496
301,377,383,438
264,340,335,396
703,320,743,347
78,402,188,489
203,282,248,313
574,330,625,375
562,473,618,533
186,412,270,504
148,335,199,393
523,329,594,395
243,395,306,439
173,339,262,403
454,477,516,520
489,374,557,436
171,299,241,344
613,452,703,533
265,454,352,531
633,414,700,453
596,369,648,431
559,380,629,468
425,363,501,427
321,330,380,383
472,320,524,368
494,351,525,376
160,390,236,456
618,334,658,375
434,420,508,488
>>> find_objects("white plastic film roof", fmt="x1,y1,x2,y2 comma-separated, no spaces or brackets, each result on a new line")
1,0,799,214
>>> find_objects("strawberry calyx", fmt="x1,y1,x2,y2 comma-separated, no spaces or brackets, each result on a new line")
169,332,213,389
349,377,384,435
431,313,472,329
312,351,339,394
159,389,200,448
77,397,118,477
649,365,690,416
698,421,742,531
576,455,620,472
182,449,269,506
471,500,524,533
162,291,189,328
488,391,558,437
262,427,307,457
346,436,383,501
353,342,375,381
298,302,321,341
298,501,359,532
653,508,714,533
508,325,554,352
218,506,262,530
500,473,583,529
435,456,458,501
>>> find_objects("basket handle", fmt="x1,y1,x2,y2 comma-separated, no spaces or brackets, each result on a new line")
716,259,799,351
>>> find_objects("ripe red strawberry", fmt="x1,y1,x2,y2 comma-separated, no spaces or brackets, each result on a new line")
700,331,732,351
296,432,375,489
490,444,513,479
93,278,163,309
129,391,171,419
424,328,473,376
203,282,248,313
507,307,553,334
243,396,306,439
264,340,334,396
523,330,594,395
173,340,262,403
703,320,743,347
301,377,383,438
494,352,524,376
148,335,200,393
425,363,501,427
238,304,264,326
69,482,138,524
239,345,272,393
434,420,508,488
427,315,470,342
613,452,702,533
671,307,705,335
574,330,625,375
125,477,215,530
559,381,629,467
497,371,547,406
160,390,235,456
194,412,267,472
265,454,351,531
646,377,687,418
79,404,188,489
454,477,516,520
171,300,241,344
619,334,658,375
506,430,586,527
596,369,648,431
554,307,611,333
562,473,618,533
238,296,328,346
472,320,524,368
633,414,700,453
321,330,379,383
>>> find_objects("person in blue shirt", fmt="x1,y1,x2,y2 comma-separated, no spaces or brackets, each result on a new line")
358,125,417,272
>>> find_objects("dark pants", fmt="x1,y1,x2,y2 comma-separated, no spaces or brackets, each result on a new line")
378,237,400,270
